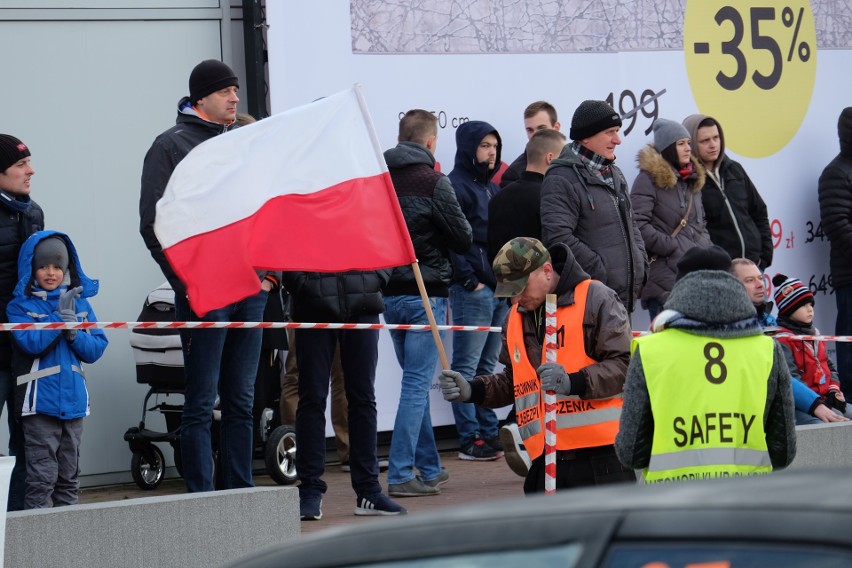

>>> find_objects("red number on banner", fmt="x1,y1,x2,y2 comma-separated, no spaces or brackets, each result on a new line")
771,219,783,249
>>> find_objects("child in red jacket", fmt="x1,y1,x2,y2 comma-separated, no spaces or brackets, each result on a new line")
772,273,849,417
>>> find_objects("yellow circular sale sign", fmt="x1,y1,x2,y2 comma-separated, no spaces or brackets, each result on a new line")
684,0,817,158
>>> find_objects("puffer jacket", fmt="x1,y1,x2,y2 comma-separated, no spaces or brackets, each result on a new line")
140,98,234,296
467,242,632,407
540,144,647,312
615,270,797,472
282,270,390,323
630,145,712,307
383,142,472,297
0,191,44,367
818,111,852,288
683,114,772,268
448,121,502,291
7,230,108,419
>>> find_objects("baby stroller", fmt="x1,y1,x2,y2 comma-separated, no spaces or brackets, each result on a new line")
124,283,297,489
123,283,190,489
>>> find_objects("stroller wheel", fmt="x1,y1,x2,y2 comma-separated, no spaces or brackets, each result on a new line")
265,425,297,485
131,445,166,490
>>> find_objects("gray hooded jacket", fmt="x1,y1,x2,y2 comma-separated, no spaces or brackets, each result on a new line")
615,270,796,472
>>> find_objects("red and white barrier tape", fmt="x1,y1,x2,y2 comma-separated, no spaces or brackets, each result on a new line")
0,321,503,332
1,322,850,343
543,295,558,495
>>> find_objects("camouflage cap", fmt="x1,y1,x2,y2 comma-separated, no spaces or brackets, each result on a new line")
492,237,551,297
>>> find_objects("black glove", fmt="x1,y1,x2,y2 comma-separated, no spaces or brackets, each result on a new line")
825,391,847,414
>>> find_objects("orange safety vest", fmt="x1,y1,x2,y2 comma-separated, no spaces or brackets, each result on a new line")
507,280,623,460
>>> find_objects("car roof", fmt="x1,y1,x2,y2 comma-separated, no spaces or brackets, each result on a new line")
233,468,852,568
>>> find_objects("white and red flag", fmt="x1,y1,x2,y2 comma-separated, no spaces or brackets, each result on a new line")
154,86,416,316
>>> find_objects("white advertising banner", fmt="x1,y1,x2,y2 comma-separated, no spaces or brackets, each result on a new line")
267,1,852,432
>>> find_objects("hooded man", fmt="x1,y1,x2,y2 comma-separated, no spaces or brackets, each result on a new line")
682,114,772,269
440,237,635,493
446,120,508,461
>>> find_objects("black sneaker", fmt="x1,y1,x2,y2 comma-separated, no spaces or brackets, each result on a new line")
355,492,407,516
484,435,505,456
458,439,501,461
300,495,323,521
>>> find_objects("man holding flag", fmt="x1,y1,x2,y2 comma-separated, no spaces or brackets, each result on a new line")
440,237,635,493
139,59,275,493
148,80,418,511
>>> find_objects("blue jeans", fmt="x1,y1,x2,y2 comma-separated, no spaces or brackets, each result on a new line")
449,285,509,445
795,409,822,425
384,295,446,485
836,285,852,399
0,366,25,510
295,315,382,498
175,292,266,492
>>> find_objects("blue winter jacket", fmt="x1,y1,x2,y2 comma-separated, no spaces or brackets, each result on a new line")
448,121,502,290
7,230,108,419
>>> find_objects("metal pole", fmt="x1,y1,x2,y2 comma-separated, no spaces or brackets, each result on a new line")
242,0,269,118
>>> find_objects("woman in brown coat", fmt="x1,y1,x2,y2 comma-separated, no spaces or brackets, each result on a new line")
630,119,712,319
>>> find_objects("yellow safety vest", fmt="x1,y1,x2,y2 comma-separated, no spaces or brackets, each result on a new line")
635,329,774,483
507,280,623,460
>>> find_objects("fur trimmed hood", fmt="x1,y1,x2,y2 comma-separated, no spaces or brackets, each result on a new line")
636,144,706,192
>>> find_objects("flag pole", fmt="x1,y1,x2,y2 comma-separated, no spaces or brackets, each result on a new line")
411,261,450,369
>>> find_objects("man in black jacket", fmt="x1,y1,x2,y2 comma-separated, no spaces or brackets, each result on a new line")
488,129,566,263
682,114,772,269
540,100,647,313
382,110,472,497
139,60,274,494
0,134,43,511
819,107,852,398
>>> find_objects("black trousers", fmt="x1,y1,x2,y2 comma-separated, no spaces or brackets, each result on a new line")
295,315,381,498
523,444,635,494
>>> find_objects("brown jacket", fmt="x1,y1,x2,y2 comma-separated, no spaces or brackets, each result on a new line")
629,145,712,308
468,243,632,407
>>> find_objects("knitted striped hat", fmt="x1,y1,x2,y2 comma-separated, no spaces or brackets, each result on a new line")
772,273,814,317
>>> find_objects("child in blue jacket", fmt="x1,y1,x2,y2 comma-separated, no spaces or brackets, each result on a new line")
6,230,108,508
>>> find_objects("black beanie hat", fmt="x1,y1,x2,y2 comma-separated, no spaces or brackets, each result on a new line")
0,134,31,173
772,273,815,317
570,100,623,141
189,60,239,104
675,245,732,281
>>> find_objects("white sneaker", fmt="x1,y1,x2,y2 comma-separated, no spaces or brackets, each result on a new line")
500,423,531,477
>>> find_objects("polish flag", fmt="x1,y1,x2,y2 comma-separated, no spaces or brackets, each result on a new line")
154,86,415,316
